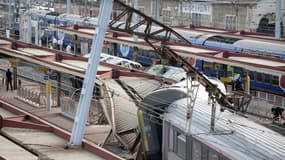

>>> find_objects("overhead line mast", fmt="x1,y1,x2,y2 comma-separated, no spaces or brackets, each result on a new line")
110,0,248,134
110,0,234,106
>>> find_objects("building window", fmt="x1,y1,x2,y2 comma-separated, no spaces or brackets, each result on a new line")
192,139,202,160
162,9,171,24
138,6,144,13
192,13,202,26
225,15,236,30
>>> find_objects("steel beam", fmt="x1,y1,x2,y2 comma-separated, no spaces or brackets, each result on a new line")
0,100,123,160
0,115,53,132
111,0,235,110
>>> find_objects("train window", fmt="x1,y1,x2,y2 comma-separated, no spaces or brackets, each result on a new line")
208,149,219,160
256,73,262,82
169,126,174,152
272,76,279,86
264,74,270,84
206,36,241,44
249,71,255,81
192,139,202,160
272,54,281,59
176,133,186,159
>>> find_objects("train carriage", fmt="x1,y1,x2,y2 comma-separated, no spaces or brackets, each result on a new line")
140,79,285,160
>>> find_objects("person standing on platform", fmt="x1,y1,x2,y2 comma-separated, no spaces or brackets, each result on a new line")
235,76,244,91
6,68,13,91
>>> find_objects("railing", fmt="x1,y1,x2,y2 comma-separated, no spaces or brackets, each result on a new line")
16,83,57,107
60,87,107,125
247,91,285,118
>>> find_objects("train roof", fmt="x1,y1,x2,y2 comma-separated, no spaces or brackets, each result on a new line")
163,80,285,160
233,40,285,54
146,65,186,82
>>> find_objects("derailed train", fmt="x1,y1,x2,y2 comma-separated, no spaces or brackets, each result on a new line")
139,79,285,160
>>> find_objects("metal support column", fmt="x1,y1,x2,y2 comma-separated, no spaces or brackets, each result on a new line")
35,16,39,45
8,0,15,38
275,0,281,39
152,0,158,20
57,72,61,107
10,59,19,90
133,0,138,41
69,0,114,146
185,73,200,134
67,0,71,15
46,71,52,112
13,67,17,90
210,96,216,132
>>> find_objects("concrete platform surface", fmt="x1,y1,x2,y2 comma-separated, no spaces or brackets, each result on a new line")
0,135,37,160
2,128,105,160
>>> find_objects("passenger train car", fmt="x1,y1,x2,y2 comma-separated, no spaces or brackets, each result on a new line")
139,79,285,160
13,10,285,97
14,8,285,60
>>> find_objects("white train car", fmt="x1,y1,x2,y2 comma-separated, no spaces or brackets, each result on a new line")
140,78,285,160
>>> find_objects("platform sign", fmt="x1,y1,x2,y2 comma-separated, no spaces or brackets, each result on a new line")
46,81,52,93
44,75,57,80
9,58,20,68
182,2,212,15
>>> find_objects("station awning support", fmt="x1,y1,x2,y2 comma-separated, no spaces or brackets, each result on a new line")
69,0,114,146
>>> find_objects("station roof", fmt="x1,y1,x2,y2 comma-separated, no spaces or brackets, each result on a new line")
18,48,55,56
174,26,285,44
53,25,285,76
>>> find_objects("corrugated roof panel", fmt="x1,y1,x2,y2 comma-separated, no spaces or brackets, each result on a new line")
104,79,138,148
233,40,285,54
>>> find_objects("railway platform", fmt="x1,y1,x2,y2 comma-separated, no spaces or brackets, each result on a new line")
0,76,121,160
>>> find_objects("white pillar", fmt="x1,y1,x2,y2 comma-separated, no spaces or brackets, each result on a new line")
275,0,281,39
69,0,114,146
67,0,71,14
35,17,39,45
133,0,138,41
152,0,158,20
8,0,12,31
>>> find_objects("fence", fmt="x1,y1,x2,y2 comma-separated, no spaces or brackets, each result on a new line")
16,83,58,108
60,86,108,125
247,91,285,118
